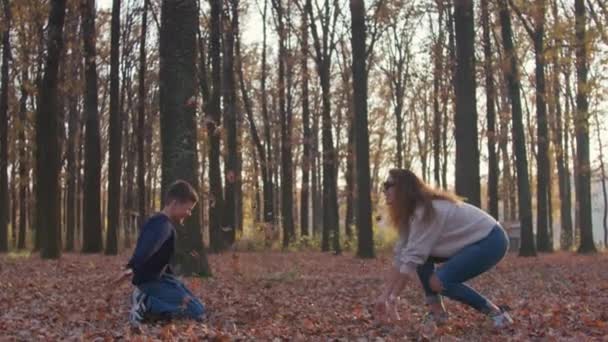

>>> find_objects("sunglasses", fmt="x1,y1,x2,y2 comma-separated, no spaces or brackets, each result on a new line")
383,181,396,191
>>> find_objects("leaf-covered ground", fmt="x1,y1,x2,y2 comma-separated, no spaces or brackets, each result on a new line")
1,251,607,341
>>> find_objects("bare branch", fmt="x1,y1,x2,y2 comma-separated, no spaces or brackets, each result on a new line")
508,0,536,39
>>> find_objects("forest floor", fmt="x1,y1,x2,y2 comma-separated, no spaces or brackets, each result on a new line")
1,250,608,341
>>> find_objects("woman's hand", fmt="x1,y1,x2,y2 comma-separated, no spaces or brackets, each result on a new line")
373,295,401,323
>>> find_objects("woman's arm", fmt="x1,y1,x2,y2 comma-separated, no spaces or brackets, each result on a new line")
379,266,409,301
374,266,410,322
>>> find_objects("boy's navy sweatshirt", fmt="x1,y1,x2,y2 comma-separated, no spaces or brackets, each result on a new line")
126,213,176,285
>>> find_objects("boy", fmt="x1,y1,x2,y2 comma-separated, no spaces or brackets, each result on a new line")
116,180,206,325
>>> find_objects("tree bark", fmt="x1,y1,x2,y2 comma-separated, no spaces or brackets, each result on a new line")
300,11,311,237
0,0,11,252
36,0,67,258
481,0,499,219
498,0,536,256
137,0,148,228
105,0,122,255
574,0,597,253
222,0,239,246
207,0,226,252
18,69,28,250
306,0,340,254
350,0,374,258
452,0,480,206
81,0,103,253
533,0,552,251
160,0,210,275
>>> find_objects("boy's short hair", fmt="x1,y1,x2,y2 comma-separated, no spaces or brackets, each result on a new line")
166,180,198,203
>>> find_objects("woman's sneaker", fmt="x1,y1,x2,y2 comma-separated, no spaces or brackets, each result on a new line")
490,306,513,329
129,288,148,325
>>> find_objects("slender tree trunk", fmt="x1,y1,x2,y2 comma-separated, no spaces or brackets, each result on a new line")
312,104,321,237
592,109,607,247
344,113,354,240
137,0,148,228
453,0,480,206
105,0,122,255
350,0,374,258
498,0,536,256
481,0,499,218
36,0,67,259
530,0,552,252
432,8,444,188
300,12,311,237
81,0,103,253
550,0,573,251
18,70,28,250
160,0,210,275
574,0,596,253
222,0,239,246
233,0,243,235
65,65,79,252
258,0,274,230
562,62,575,248
235,16,269,233
252,150,262,223
10,157,16,248
272,0,294,247
0,0,11,252
207,0,226,252
306,0,340,254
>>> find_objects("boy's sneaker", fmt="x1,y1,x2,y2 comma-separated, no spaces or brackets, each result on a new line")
490,306,513,329
129,288,147,325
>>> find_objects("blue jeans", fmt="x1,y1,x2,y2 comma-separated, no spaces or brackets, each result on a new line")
137,273,206,321
416,225,508,313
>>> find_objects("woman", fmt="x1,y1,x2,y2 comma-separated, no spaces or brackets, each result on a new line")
374,169,513,329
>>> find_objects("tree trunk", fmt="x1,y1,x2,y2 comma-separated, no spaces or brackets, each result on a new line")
160,0,210,275
574,0,597,253
105,0,122,255
432,7,444,188
300,12,311,237
344,112,354,240
306,0,340,254
549,0,573,251
271,0,294,247
481,0,499,219
36,0,67,259
562,61,575,249
18,70,28,250
65,62,79,252
259,0,275,240
234,14,269,233
10,155,16,248
453,0,480,207
222,0,239,246
81,0,103,253
137,0,148,229
207,0,226,253
312,104,321,237
350,0,374,258
498,0,536,256
0,0,11,252
592,108,607,247
531,0,552,252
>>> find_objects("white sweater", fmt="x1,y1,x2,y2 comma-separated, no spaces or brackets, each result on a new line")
393,199,500,275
